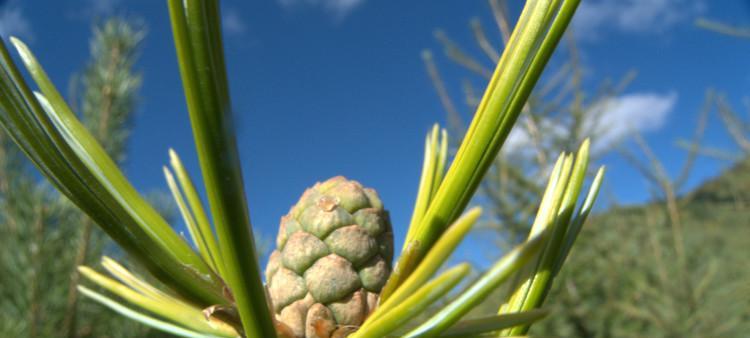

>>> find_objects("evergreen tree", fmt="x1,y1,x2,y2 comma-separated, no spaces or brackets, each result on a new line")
427,2,750,336
0,18,154,338
423,0,631,249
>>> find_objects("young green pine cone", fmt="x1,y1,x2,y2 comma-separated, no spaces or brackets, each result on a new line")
265,176,394,338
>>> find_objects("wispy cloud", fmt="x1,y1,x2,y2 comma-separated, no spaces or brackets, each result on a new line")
278,0,365,19
504,91,678,156
88,0,121,16
222,8,247,36
0,2,33,41
584,91,678,153
66,0,121,21
573,0,705,39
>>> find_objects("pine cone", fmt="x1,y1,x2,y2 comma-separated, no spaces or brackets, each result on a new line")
265,176,393,338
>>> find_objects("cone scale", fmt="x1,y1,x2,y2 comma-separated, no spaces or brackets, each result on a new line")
265,177,394,338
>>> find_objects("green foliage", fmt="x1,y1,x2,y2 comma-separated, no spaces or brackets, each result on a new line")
428,2,749,337
0,1,597,337
423,0,633,248
536,158,750,337
531,92,750,337
167,0,275,334
0,18,153,338
447,83,748,337
77,19,145,163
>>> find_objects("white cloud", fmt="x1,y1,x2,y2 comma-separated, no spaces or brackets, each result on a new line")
279,0,365,19
65,0,121,21
503,128,529,155
503,91,677,156
584,91,678,153
573,0,705,39
0,4,32,41
504,118,565,155
222,8,247,36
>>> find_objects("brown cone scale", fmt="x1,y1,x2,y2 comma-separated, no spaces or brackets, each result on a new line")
266,177,393,338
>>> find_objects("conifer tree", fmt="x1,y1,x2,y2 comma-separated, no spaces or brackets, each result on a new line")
428,2,750,336
0,18,153,338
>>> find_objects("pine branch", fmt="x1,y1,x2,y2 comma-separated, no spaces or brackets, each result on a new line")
62,18,145,338
0,17,147,338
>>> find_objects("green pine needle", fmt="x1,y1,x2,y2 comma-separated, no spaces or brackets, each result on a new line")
166,0,276,336
78,286,230,338
384,0,582,299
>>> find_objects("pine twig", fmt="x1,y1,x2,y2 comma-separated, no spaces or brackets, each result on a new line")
61,18,144,337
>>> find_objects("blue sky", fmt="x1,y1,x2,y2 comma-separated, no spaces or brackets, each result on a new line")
1,0,749,265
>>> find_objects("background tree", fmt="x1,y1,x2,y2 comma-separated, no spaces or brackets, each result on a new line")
0,18,157,338
426,1,750,336
537,99,750,337
423,0,632,249
533,23,750,338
